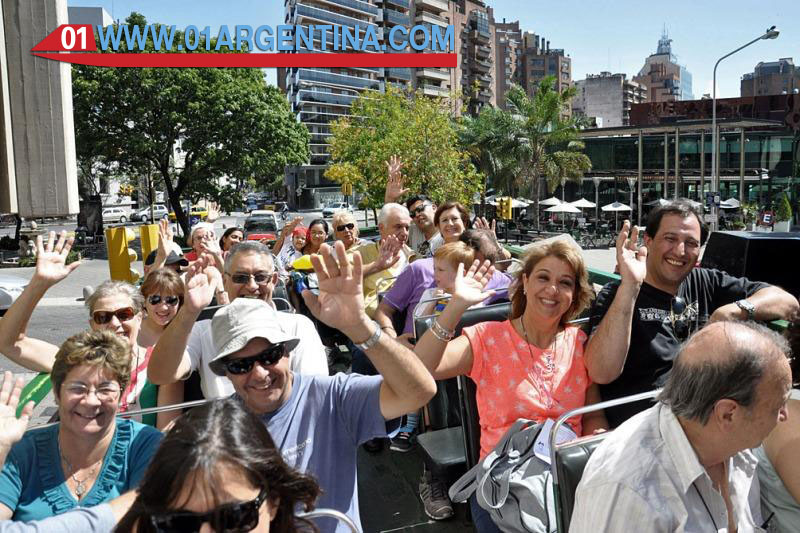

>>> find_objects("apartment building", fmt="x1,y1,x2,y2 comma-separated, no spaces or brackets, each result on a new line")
573,72,646,127
633,29,693,102
741,58,799,97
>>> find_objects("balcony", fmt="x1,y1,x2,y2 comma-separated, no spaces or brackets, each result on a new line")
317,0,379,17
416,0,449,12
415,10,448,27
295,4,377,31
385,8,410,26
384,0,410,9
470,28,491,43
297,68,381,90
471,58,492,72
475,44,492,57
417,67,450,82
386,67,412,80
475,89,492,101
420,84,449,97
297,90,358,107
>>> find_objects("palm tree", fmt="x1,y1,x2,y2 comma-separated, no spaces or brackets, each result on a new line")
504,77,592,229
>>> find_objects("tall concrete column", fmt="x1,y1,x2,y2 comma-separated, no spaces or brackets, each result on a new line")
739,128,745,204
0,1,18,213
637,129,642,226
1,0,78,217
663,132,668,198
674,127,680,199
699,131,705,201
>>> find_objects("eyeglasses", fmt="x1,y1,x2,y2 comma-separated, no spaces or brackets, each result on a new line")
224,343,287,375
336,223,355,232
92,307,136,325
63,382,121,401
310,231,327,238
411,203,431,216
228,272,273,285
670,296,690,341
150,486,268,533
148,295,180,306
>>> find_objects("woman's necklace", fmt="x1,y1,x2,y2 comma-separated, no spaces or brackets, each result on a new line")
59,449,102,499
519,317,556,407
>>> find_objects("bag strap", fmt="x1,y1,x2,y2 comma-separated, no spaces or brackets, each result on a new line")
474,419,536,509
448,460,482,503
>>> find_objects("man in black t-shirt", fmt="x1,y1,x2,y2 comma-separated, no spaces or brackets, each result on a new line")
585,199,798,427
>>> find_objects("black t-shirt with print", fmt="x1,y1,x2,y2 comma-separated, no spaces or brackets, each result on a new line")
587,267,770,427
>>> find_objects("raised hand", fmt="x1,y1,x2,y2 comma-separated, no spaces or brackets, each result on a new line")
615,220,647,286
0,372,34,455
33,231,80,286
281,216,304,237
375,234,402,271
473,217,497,235
384,155,408,203
450,259,496,309
302,241,369,333
182,256,216,313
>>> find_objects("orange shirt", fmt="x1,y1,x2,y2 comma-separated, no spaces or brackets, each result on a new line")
463,320,591,459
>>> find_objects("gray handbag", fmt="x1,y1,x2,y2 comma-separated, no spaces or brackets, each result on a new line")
449,419,556,533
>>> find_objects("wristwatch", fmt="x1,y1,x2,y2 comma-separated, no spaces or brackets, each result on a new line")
735,299,756,320
354,321,382,351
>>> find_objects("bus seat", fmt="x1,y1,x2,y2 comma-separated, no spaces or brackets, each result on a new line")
553,433,607,531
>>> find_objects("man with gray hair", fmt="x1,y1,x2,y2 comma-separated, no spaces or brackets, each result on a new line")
353,202,415,318
570,321,793,532
148,241,328,398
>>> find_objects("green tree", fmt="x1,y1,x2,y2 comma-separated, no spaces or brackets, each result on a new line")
503,79,591,229
325,87,481,208
72,13,309,234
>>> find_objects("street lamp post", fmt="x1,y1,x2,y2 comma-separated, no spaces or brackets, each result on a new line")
711,26,779,232
592,176,601,234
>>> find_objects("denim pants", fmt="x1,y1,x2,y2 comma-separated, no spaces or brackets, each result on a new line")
469,494,502,533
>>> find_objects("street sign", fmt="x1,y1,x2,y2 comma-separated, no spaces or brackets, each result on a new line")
704,214,718,224
705,192,721,208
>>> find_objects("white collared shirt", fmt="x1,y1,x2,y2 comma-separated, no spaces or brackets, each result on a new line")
570,403,764,532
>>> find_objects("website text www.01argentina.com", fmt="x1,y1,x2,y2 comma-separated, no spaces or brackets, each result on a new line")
89,24,455,53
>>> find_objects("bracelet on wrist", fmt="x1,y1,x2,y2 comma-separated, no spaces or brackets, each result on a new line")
430,319,455,342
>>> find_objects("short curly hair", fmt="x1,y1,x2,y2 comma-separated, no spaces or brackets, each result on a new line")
50,329,132,399
85,280,144,315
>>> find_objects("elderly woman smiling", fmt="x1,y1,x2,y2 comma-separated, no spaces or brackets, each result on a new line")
332,211,362,251
0,330,162,520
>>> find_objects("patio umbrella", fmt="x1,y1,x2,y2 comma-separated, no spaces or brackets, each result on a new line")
546,203,581,231
601,202,632,232
645,198,670,207
540,196,562,206
720,198,741,209
570,198,596,208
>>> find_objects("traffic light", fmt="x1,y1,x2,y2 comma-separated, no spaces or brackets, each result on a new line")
106,226,140,283
341,182,352,197
139,223,159,268
498,197,513,220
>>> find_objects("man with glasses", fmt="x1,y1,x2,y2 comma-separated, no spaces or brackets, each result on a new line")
584,199,798,427
206,242,436,533
405,196,442,258
148,241,328,399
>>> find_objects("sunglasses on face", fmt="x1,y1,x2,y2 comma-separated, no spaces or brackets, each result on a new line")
150,486,268,533
224,343,287,375
148,294,180,306
92,307,136,325
229,272,273,285
336,222,355,232
670,296,690,341
411,204,431,216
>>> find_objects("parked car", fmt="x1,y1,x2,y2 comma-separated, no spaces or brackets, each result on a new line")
248,210,280,228
130,204,169,223
243,217,278,242
102,207,128,224
0,274,27,316
321,202,353,218
168,205,208,222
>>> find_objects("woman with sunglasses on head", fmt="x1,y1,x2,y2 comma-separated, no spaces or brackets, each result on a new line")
0,330,162,521
116,396,320,533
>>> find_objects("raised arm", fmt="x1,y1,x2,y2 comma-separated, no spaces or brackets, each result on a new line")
272,216,304,256
414,260,495,379
584,221,646,384
0,232,80,372
383,156,407,204
147,258,216,385
0,372,34,470
302,241,436,420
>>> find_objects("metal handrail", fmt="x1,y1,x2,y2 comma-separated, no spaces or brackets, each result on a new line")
548,388,661,486
297,508,361,532
26,399,213,431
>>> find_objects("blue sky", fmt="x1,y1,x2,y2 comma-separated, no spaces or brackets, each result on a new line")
68,0,799,98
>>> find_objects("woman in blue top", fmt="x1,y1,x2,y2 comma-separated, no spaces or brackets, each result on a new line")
0,329,162,521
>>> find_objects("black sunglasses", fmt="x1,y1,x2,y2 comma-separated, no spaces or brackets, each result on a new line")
224,343,287,375
335,222,355,232
670,296,690,341
150,486,268,533
229,272,273,285
148,294,180,306
92,307,136,325
411,203,431,216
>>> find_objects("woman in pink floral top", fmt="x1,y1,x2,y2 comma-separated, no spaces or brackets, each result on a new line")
415,238,608,532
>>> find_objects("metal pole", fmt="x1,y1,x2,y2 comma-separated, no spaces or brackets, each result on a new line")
674,127,680,199
593,177,600,234
739,128,745,205
700,131,706,201
637,130,643,226
663,132,668,198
